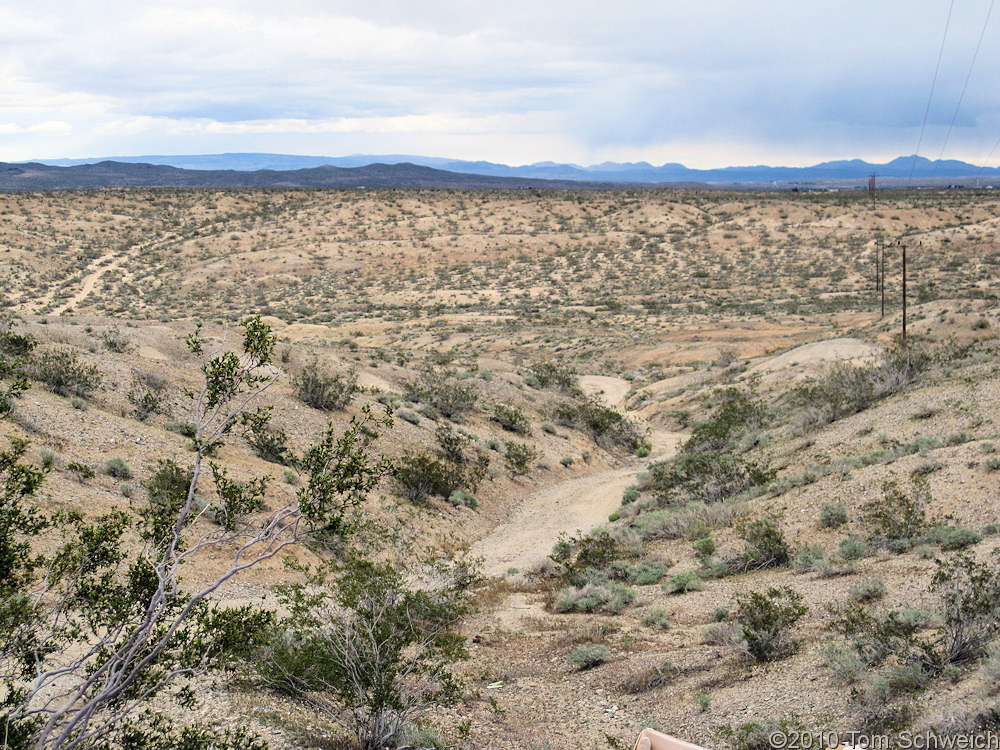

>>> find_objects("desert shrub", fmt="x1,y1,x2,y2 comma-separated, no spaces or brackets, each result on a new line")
621,484,640,506
821,641,868,684
831,551,1000,673
66,461,95,480
127,371,169,421
685,386,767,454
645,451,773,506
664,570,703,594
553,396,648,452
100,327,131,353
927,525,982,550
403,368,479,419
792,545,826,573
398,409,421,424
29,347,101,398
819,502,848,529
491,403,530,434
503,441,539,478
839,534,869,560
293,357,357,411
447,490,478,510
620,660,677,693
715,716,806,750
732,587,808,662
0,315,34,417
849,577,887,602
164,421,196,438
541,420,557,434
207,463,269,530
610,559,671,585
549,529,628,584
260,557,468,750
240,407,292,465
641,608,671,630
733,514,791,572
103,457,132,480
567,645,609,670
559,456,574,467
692,535,716,564
860,476,930,547
791,344,932,428
555,581,636,614
395,446,486,504
527,361,579,393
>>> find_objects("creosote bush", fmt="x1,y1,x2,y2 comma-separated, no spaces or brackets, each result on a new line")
292,356,358,411
28,346,101,398
731,587,808,662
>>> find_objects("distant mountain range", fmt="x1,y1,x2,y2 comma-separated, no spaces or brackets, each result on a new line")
4,153,999,191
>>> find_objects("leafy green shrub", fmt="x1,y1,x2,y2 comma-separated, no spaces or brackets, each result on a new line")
207,464,269,530
403,368,479,420
641,608,670,630
553,396,648,452
567,645,609,670
555,581,636,614
240,407,292,465
164,421,197,438
734,514,791,571
100,327,131,353
527,361,579,393
448,490,478,510
849,577,887,602
732,587,808,661
29,347,101,398
927,525,982,550
560,456,574,467
261,557,468,750
664,570,703,595
646,451,774,506
610,559,671,585
293,357,357,411
395,450,486,504
831,551,1000,672
66,461,95,480
819,502,848,529
503,441,539,478
860,476,930,547
621,484,640,505
103,457,132,480
692,536,716,564
685,387,767,454
491,403,530,434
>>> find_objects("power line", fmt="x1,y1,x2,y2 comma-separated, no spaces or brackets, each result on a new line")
933,0,996,177
909,0,955,183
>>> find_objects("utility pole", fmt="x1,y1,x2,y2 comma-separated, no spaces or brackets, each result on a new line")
901,240,907,342
881,239,886,319
869,172,877,204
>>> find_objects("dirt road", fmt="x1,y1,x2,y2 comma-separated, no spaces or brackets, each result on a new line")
472,377,685,576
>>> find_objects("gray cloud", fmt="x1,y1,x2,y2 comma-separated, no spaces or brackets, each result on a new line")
1,0,998,166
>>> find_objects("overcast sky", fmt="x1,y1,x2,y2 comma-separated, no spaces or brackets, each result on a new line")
2,0,999,168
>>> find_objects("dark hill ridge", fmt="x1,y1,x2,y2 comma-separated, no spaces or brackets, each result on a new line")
0,160,666,192
26,152,1000,186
